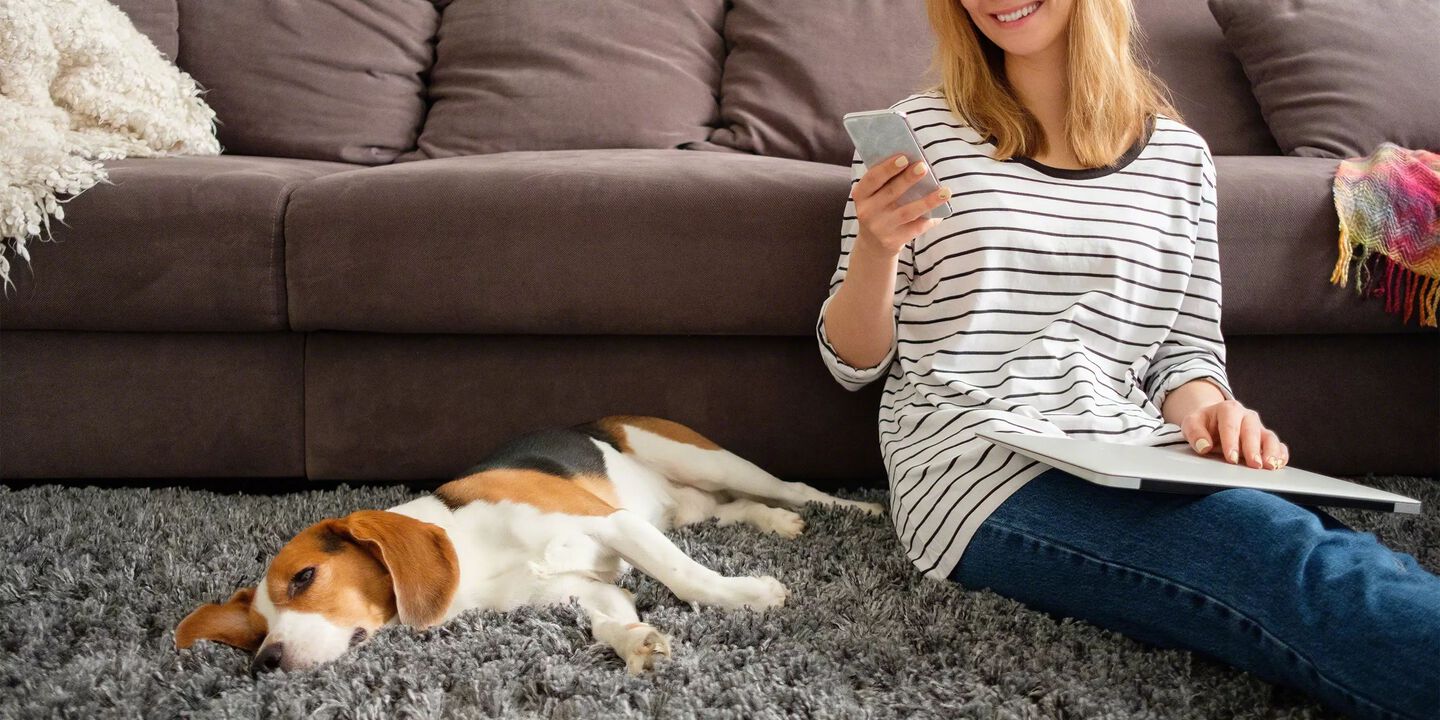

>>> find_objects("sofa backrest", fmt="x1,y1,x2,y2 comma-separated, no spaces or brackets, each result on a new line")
410,0,726,160
1133,0,1278,156
175,0,439,165
153,0,1276,165
110,0,178,60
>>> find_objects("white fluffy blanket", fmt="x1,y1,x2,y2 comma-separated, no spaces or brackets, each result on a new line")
0,0,219,288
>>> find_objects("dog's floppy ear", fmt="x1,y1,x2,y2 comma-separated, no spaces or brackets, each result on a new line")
331,510,459,629
175,587,267,652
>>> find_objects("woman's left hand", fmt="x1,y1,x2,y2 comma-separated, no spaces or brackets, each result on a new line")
1181,399,1290,470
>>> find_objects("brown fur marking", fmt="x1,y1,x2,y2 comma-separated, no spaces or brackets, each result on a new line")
263,521,398,631
329,511,459,628
436,469,618,516
175,588,268,651
599,416,720,452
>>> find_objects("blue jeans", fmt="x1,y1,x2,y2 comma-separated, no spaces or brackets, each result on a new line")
951,468,1440,720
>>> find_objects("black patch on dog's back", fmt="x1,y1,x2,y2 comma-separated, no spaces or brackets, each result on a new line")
459,427,609,480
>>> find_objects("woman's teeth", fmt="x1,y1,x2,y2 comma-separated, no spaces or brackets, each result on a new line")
995,2,1041,23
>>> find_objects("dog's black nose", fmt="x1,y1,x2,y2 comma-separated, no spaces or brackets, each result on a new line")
250,643,284,676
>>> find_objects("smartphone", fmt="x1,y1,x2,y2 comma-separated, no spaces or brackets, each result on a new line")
843,109,956,220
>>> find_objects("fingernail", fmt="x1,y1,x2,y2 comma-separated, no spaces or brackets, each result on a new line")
939,187,951,199
1251,452,1263,467
1227,449,1238,463
1195,439,1211,454
913,162,927,175
1267,456,1280,469
895,156,909,168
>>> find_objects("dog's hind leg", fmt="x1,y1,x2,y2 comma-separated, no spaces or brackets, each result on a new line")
668,485,805,538
543,575,670,675
601,416,883,516
582,510,788,611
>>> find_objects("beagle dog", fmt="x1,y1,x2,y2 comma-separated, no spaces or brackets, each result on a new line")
176,416,881,675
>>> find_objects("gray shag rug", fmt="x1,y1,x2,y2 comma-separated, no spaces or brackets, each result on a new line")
2,476,1436,719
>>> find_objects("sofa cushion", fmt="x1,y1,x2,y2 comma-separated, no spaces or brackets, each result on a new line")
706,0,934,166
0,156,357,332
112,0,178,59
1214,156,1434,335
1133,0,1277,156
410,0,724,159
285,150,1425,338
176,0,438,164
1208,0,1440,158
285,149,849,334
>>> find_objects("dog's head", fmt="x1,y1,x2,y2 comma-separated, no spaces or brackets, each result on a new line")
176,510,459,674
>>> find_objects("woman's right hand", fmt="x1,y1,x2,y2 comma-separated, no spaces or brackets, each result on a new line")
854,153,953,257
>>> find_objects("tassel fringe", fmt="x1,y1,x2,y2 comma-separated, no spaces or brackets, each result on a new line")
1331,232,1439,327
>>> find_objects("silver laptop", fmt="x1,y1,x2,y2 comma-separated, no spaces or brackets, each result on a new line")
976,429,1422,514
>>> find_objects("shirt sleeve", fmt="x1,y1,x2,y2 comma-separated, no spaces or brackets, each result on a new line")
816,151,915,391
1142,143,1236,411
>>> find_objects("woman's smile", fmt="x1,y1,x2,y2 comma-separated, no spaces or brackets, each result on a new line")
991,1,1044,28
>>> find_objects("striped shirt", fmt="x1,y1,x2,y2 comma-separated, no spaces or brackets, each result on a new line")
817,91,1235,581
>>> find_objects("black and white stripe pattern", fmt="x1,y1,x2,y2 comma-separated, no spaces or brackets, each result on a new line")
817,91,1234,581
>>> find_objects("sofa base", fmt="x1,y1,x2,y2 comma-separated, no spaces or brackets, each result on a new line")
2,331,1435,484
1,331,304,478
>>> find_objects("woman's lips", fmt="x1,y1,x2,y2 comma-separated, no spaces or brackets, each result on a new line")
992,1,1043,26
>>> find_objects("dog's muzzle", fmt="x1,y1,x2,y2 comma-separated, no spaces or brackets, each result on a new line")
250,643,284,676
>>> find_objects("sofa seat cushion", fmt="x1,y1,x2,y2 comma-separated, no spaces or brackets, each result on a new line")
285,149,851,335
1214,156,1433,335
1,156,358,332
284,151,1421,337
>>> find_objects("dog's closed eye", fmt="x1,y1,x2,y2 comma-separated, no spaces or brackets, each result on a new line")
288,567,316,598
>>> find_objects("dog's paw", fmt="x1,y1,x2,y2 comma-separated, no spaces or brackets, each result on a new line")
720,575,788,611
759,508,805,538
620,623,671,675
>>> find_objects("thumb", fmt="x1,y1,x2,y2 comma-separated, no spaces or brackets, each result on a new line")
1181,408,1216,456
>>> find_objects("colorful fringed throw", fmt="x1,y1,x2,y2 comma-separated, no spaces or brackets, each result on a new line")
1330,143,1440,327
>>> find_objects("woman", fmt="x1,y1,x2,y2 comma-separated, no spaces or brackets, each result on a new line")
817,1,1440,718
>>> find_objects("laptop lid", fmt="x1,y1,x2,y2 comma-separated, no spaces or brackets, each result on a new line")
976,430,1422,514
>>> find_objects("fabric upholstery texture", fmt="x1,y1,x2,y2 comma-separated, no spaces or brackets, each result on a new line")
303,333,886,484
300,333,1440,484
175,0,439,164
0,156,358,332
285,149,849,335
707,0,936,166
283,149,1418,337
109,0,178,59
2,2,1435,485
1207,0,1440,158
410,0,724,159
0,332,305,478
1132,0,1276,156
1213,156,1437,335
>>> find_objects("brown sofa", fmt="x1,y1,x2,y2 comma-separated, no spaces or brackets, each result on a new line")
2,0,1435,486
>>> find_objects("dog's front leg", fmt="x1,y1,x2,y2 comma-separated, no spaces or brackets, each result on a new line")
543,575,670,674
583,511,788,611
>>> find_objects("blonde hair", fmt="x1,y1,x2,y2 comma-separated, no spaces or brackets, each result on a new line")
923,0,1180,167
